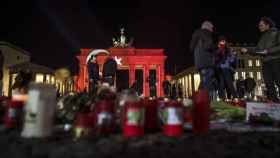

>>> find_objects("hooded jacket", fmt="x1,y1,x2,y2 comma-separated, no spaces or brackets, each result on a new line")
216,48,237,71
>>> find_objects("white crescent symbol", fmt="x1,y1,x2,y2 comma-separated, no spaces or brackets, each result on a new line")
86,49,110,63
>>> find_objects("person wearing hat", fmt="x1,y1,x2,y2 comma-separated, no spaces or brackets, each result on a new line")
87,55,100,96
190,21,216,96
242,17,280,102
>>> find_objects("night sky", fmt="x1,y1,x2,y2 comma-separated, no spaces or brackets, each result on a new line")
0,0,278,75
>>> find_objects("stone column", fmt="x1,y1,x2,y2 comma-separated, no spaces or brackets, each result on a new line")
156,64,165,97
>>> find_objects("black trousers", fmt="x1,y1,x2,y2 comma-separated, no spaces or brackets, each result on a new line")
89,80,98,96
217,68,237,99
163,88,170,97
262,59,280,101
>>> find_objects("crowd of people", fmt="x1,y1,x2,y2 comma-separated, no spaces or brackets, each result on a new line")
190,17,280,102
87,54,117,96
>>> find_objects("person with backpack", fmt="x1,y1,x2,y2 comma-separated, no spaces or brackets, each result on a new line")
242,17,280,102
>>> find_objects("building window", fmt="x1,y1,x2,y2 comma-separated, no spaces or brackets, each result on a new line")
241,72,246,79
257,86,262,96
248,60,253,67
46,75,51,84
234,72,239,80
257,72,261,80
35,74,44,83
256,60,261,67
194,73,200,92
249,72,253,78
51,76,55,84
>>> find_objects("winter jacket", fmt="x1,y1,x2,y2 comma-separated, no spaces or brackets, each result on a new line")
102,58,117,77
190,29,215,70
216,48,237,71
253,28,280,62
87,62,99,80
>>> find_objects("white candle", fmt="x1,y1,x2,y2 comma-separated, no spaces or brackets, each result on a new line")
21,83,57,138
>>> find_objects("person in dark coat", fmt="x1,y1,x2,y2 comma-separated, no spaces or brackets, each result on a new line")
245,74,256,100
162,79,171,98
236,77,245,99
171,84,177,100
87,55,100,96
243,17,280,102
190,21,216,96
102,56,117,87
178,83,183,98
12,69,33,94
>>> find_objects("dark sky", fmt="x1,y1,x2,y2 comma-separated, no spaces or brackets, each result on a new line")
0,0,278,75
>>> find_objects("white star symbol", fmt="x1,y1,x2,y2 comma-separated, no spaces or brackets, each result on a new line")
114,56,122,65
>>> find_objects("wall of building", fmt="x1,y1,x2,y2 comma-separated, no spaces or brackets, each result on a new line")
0,42,30,96
234,47,263,96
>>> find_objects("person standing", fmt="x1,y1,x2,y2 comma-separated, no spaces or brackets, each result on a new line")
243,17,280,102
162,78,171,98
102,55,117,87
87,55,100,96
12,70,33,95
147,75,157,98
236,77,246,99
171,83,177,100
190,21,216,97
178,83,183,98
215,36,238,100
244,74,256,100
